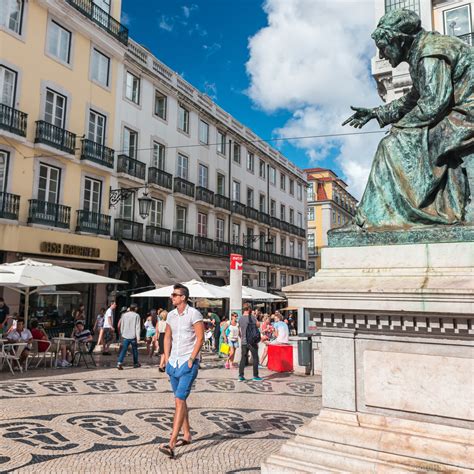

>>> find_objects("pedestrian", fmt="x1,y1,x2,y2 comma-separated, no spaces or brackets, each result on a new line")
224,313,239,369
155,310,168,372
102,301,116,355
0,297,10,330
116,303,141,370
92,307,105,353
159,284,204,459
207,311,220,352
238,307,262,381
144,312,157,357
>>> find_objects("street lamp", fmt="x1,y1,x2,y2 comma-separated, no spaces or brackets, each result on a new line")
109,185,153,219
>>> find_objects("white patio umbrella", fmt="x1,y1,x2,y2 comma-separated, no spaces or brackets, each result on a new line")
223,285,285,301
0,259,127,325
132,279,230,299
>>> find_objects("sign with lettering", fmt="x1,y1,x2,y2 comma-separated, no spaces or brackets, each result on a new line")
230,253,243,271
40,242,100,259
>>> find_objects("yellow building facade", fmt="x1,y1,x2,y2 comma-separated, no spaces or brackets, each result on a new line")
305,168,358,275
0,0,128,322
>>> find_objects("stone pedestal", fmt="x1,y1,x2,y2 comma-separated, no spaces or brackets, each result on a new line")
262,241,474,473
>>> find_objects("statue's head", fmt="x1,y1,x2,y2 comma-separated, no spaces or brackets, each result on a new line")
372,9,422,67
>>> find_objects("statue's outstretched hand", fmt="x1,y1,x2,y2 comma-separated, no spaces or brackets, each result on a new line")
342,106,376,128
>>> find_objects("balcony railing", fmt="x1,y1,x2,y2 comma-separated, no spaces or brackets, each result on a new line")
214,240,230,257
247,207,259,221
270,216,281,229
117,154,146,180
0,103,27,137
148,167,172,190
76,210,110,235
114,218,143,241
66,0,129,44
172,231,194,250
145,225,170,246
458,32,473,46
215,194,230,211
28,200,71,229
0,192,20,220
194,236,214,254
196,186,214,205
280,220,291,233
231,201,247,216
258,211,270,225
35,121,76,155
81,139,114,168
296,227,306,238
173,177,195,198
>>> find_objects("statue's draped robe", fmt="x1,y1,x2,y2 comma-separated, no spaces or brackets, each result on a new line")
356,31,474,228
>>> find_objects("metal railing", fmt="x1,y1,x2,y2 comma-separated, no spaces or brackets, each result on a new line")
194,236,214,253
247,206,259,221
0,103,27,137
172,231,194,250
148,167,172,189
231,201,247,216
114,218,143,241
196,186,214,205
35,121,76,155
66,0,128,44
173,177,195,198
28,200,71,228
76,210,111,235
270,216,281,229
214,240,230,256
215,194,230,211
0,192,20,220
81,139,114,168
145,225,170,245
117,154,146,180
258,211,271,225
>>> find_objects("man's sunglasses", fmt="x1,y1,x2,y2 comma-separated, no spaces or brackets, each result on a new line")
170,293,184,297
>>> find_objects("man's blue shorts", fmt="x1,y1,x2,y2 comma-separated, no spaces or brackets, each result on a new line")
166,360,199,400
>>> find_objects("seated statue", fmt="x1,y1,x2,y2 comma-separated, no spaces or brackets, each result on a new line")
343,9,473,229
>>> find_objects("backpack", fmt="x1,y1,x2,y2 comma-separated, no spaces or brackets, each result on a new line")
246,316,261,346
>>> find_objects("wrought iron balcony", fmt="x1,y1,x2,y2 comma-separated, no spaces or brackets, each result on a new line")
172,231,194,250
231,201,247,216
145,225,170,246
28,200,71,229
117,154,146,180
215,194,230,211
66,0,128,45
148,167,172,190
214,240,230,257
258,211,270,225
0,192,20,220
76,210,110,235
196,186,214,205
458,32,473,46
80,139,114,168
35,121,76,155
247,207,259,221
194,236,214,254
173,177,195,198
114,218,143,241
231,244,246,256
0,103,27,137
297,227,306,238
270,216,281,229
280,220,291,233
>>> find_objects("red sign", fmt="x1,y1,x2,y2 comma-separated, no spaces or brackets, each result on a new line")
230,253,243,271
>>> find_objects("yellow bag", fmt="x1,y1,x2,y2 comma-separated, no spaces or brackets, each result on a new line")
220,342,230,355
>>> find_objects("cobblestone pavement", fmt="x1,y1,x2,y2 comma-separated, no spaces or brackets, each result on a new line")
0,351,321,473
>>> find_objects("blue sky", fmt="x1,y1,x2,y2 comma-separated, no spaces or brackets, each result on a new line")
121,1,380,197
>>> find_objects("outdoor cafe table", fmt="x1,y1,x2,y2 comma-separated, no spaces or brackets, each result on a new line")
51,336,76,367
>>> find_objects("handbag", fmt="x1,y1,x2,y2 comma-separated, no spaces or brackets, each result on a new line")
220,342,230,355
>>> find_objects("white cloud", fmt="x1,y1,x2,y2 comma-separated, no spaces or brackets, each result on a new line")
204,81,218,100
158,15,174,32
182,4,198,19
203,42,222,57
121,11,131,27
246,0,384,198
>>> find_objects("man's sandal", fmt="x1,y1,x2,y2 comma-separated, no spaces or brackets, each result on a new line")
175,438,191,447
159,444,175,459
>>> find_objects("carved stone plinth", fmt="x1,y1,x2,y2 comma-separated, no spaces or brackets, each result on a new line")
262,241,474,473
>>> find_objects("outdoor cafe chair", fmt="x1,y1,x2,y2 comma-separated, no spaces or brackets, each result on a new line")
72,342,96,369
1,342,27,375
27,339,52,370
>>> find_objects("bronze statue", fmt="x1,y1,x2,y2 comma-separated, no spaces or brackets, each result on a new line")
343,9,473,230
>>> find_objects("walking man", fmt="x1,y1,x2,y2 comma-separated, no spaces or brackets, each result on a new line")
116,303,141,370
238,307,262,381
159,284,204,459
102,301,116,355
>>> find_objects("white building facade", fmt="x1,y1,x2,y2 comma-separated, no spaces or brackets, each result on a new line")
372,0,473,102
110,40,307,293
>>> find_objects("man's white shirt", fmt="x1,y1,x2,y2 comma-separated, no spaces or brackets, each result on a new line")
103,307,114,329
167,304,203,368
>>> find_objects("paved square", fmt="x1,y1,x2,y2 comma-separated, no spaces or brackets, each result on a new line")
0,352,321,473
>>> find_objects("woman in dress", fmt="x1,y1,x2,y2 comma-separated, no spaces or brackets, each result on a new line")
155,310,168,372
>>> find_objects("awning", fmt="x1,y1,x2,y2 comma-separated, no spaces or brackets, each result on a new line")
123,241,201,287
182,253,228,278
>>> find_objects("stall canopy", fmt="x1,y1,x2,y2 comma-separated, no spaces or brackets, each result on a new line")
123,241,201,287
223,285,285,301
132,279,230,299
0,259,127,325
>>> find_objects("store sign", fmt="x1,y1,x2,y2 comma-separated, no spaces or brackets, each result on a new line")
230,253,243,271
40,242,101,258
